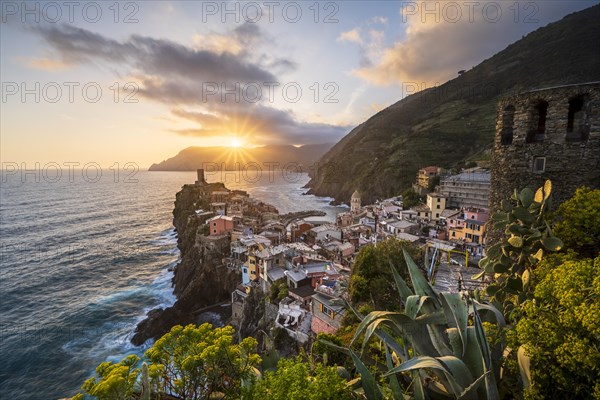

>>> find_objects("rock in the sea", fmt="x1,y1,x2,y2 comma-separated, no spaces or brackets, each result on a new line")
131,183,241,346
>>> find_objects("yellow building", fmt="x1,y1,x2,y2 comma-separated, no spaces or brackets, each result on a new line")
426,193,446,220
248,254,258,282
463,220,485,244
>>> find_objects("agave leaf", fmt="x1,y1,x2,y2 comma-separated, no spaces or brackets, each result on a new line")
350,350,384,400
412,371,425,400
414,309,446,325
321,340,384,400
472,303,500,400
352,311,408,347
462,327,485,381
426,324,454,357
404,295,421,319
405,295,435,319
447,328,461,357
440,293,468,357
457,371,490,400
403,248,439,305
471,300,506,329
386,356,464,396
390,261,414,301
517,346,531,389
373,328,409,362
385,345,403,400
438,356,475,393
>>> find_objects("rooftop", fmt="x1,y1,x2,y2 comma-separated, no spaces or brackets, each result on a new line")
440,209,462,218
396,232,420,242
420,166,439,174
441,168,490,183
207,215,233,222
310,224,340,233
388,220,417,229
289,285,315,299
267,267,286,282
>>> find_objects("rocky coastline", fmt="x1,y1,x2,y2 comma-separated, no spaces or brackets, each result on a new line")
131,181,240,345
130,179,326,346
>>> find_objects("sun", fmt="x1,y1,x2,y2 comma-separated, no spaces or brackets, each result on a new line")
230,138,242,148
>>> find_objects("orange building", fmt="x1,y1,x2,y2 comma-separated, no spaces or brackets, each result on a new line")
207,215,234,236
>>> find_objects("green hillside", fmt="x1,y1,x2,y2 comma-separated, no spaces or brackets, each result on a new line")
306,5,600,204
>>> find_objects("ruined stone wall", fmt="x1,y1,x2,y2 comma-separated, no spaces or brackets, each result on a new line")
489,83,600,217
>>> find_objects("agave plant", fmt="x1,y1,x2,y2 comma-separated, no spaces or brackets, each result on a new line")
324,249,506,400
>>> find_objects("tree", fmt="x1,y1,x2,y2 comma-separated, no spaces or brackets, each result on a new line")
401,188,420,209
73,355,140,400
145,323,261,399
552,187,600,258
515,255,600,399
350,238,423,310
243,357,354,400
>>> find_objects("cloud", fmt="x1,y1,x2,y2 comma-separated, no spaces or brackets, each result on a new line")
352,2,594,86
337,29,363,44
21,57,70,71
171,104,351,145
30,23,276,83
23,22,347,144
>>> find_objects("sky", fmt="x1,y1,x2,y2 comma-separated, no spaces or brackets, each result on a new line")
0,0,596,168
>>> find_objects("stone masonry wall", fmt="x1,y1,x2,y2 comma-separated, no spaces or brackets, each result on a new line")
489,83,600,219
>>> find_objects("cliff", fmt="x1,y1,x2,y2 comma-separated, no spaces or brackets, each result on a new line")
131,183,240,345
148,143,335,171
306,5,600,205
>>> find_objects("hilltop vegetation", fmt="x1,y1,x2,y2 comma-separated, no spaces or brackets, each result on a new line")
306,5,600,204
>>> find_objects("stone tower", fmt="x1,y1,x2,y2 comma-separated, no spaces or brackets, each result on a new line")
489,82,600,215
351,190,361,214
195,168,207,185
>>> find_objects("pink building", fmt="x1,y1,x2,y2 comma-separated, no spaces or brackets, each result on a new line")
207,215,234,236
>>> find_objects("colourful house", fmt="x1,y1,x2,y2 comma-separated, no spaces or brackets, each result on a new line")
207,215,234,236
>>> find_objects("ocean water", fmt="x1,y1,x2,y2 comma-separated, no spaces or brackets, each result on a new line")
0,170,346,400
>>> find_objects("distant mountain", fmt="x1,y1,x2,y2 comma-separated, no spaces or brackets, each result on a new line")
148,143,335,171
306,5,600,205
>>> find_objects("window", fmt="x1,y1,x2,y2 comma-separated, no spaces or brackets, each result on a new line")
526,100,548,143
566,95,588,141
213,222,217,227
501,105,515,145
533,157,546,173
213,229,216,234
436,205,440,209
322,305,335,318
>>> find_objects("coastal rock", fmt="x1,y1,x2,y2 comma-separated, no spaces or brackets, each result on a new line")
132,183,240,345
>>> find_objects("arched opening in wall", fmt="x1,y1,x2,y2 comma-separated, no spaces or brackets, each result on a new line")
566,95,589,141
501,105,515,145
526,100,548,143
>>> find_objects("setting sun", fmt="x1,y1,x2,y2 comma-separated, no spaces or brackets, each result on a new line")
230,138,242,148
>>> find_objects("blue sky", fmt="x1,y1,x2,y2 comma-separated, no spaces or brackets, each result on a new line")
1,0,596,167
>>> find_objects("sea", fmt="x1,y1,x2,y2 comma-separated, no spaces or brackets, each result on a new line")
0,169,347,400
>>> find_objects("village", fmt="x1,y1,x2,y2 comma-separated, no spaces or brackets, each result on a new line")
189,163,492,344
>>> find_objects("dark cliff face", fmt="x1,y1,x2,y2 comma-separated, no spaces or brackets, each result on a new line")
131,183,240,346
306,5,600,205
